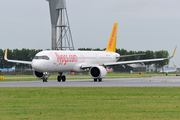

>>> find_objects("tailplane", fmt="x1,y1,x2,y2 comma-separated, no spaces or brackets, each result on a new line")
105,23,118,52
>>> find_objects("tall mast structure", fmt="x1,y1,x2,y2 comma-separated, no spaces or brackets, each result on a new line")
47,0,74,50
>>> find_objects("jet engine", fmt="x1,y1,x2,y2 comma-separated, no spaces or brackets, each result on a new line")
33,71,46,79
89,66,107,79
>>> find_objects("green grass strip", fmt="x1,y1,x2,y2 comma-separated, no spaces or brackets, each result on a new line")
0,87,180,120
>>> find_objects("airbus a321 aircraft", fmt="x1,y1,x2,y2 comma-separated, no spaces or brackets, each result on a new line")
4,23,177,82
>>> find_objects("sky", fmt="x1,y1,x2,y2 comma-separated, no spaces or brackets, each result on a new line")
0,0,180,66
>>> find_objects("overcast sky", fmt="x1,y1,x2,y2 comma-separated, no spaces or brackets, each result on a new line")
0,0,180,66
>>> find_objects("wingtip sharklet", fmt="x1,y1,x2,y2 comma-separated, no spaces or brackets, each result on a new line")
4,48,8,60
171,46,177,58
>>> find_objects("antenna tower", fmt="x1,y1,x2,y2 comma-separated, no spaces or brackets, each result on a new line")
47,0,74,50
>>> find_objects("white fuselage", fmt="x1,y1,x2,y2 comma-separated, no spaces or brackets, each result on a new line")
32,50,120,72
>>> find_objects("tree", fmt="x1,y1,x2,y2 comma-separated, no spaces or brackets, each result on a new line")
154,50,169,72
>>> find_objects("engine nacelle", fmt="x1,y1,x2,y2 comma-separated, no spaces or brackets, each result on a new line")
33,71,45,79
89,66,107,79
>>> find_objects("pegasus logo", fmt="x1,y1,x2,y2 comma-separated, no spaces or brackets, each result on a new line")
55,53,78,65
109,27,116,49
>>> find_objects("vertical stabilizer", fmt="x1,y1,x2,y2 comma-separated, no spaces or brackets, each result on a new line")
105,23,118,52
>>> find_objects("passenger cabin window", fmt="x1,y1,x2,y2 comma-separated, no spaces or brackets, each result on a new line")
34,56,50,60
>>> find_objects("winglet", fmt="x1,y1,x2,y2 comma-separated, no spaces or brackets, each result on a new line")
105,23,118,52
4,48,8,60
171,46,177,58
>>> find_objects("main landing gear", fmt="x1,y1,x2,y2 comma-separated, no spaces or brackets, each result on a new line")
57,72,66,82
94,78,102,82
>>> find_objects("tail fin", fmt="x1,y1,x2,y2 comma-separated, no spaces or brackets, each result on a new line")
105,23,118,52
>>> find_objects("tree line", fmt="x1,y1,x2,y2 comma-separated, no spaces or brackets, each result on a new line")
0,48,169,70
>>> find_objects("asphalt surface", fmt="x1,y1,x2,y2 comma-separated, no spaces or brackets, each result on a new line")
1,76,180,87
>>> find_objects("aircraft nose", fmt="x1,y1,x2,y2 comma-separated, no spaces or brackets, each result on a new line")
32,60,49,72
32,60,38,69
32,60,42,71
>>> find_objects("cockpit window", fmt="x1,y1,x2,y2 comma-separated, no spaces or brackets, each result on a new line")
34,56,50,60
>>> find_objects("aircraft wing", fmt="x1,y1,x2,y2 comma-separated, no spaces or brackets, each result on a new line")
4,48,32,65
103,58,167,67
81,46,177,69
81,58,167,69
5,59,32,65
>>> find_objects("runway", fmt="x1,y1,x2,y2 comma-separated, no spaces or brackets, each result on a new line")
1,76,180,87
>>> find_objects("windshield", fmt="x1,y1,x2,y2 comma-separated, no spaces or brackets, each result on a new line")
34,56,50,60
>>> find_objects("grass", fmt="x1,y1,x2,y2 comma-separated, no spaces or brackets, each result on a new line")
0,87,180,119
0,72,178,82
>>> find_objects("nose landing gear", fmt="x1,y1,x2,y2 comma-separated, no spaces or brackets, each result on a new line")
43,72,50,82
43,77,48,82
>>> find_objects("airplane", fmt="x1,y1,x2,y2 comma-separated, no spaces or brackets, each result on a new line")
4,23,177,82
160,68,177,73
0,66,15,72
159,62,177,73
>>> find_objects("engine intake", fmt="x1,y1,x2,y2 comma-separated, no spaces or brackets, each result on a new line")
33,71,45,79
89,66,107,79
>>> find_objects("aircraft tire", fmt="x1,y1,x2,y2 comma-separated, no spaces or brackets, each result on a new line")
98,79,102,82
43,78,48,82
62,75,66,82
57,76,61,82
94,79,97,82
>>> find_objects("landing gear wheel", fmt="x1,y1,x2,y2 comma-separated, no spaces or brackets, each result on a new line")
57,73,66,82
98,79,102,82
43,78,48,82
94,79,97,82
62,75,66,82
57,76,62,82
